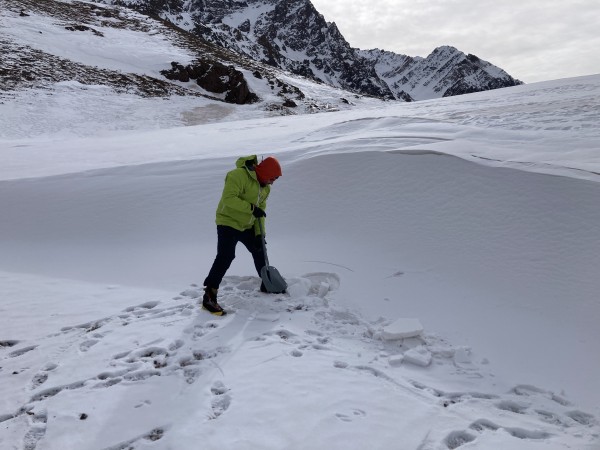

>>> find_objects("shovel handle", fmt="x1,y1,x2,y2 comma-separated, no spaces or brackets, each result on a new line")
257,218,270,267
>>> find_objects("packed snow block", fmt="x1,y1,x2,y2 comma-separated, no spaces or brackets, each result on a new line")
381,318,423,341
388,354,404,367
403,346,432,367
317,282,330,298
287,277,311,298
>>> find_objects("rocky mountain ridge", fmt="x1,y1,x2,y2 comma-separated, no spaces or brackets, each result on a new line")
1,0,357,114
359,46,523,101
103,0,523,100
2,0,522,119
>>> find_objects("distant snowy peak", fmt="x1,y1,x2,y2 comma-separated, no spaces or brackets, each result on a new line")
359,46,523,101
101,0,522,101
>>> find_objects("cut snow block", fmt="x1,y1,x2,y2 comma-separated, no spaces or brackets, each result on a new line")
381,318,423,341
317,282,330,298
389,354,404,367
403,346,432,367
287,277,311,298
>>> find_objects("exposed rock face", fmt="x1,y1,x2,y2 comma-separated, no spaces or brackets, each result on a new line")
161,61,259,104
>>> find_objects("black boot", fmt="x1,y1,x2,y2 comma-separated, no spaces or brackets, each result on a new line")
202,287,226,316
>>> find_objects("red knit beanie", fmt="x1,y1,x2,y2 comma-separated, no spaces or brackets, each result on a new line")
255,157,282,184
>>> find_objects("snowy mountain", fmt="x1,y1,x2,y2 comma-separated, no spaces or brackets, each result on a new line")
99,0,522,100
1,0,372,116
359,46,524,101
104,0,396,98
2,0,523,113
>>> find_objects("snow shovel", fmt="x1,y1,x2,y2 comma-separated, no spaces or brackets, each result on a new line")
257,219,287,294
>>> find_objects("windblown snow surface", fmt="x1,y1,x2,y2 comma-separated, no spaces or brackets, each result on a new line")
1,59,600,450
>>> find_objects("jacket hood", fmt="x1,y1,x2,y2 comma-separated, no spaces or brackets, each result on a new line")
235,155,258,169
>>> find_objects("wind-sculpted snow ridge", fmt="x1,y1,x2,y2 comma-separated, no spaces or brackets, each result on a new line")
1,274,597,449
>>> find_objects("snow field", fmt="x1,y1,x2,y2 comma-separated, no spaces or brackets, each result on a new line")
2,272,597,449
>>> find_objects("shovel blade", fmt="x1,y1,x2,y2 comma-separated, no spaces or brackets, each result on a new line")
260,265,287,294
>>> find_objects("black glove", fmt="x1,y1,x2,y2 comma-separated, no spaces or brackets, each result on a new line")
252,206,266,218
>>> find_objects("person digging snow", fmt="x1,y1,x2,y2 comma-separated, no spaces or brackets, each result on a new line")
202,155,283,315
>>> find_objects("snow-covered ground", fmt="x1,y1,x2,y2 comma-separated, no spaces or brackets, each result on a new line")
1,3,600,448
1,74,599,449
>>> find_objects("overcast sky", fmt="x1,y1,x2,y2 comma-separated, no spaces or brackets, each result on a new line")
310,0,600,83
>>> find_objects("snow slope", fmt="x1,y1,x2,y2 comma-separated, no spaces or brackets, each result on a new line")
1,74,599,449
0,0,382,134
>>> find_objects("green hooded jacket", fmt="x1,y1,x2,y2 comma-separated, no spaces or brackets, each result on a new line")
215,155,270,235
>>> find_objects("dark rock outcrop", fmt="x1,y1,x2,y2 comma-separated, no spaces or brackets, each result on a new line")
161,61,259,104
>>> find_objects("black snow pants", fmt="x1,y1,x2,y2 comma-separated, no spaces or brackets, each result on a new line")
204,225,265,289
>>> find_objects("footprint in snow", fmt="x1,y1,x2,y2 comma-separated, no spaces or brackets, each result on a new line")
180,288,202,299
177,353,209,384
23,409,48,450
28,363,58,390
210,381,231,419
443,418,552,449
30,373,48,390
30,380,86,402
168,339,184,351
102,427,166,450
420,381,598,449
8,345,38,358
0,340,20,349
184,321,221,340
565,410,596,426
184,323,207,340
122,301,160,312
61,318,110,334
511,384,571,406
444,430,476,449
182,366,202,384
79,339,99,352
336,409,367,422
496,400,529,414
123,370,161,382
